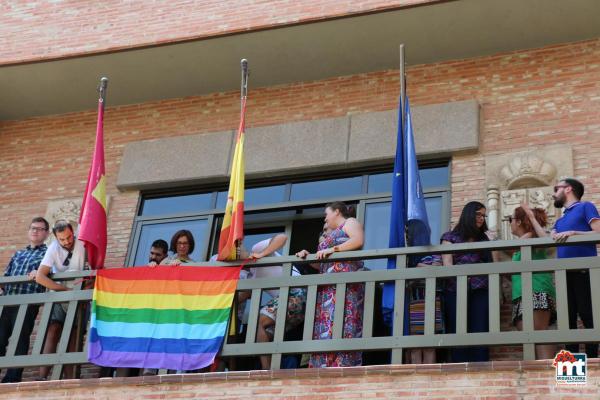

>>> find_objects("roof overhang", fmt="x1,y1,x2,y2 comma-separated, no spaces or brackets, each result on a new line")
1,0,599,120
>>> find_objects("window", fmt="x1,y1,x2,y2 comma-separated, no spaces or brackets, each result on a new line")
127,164,450,267
140,193,213,216
131,218,210,265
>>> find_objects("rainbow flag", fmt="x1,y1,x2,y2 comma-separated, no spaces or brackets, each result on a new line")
217,97,246,261
88,266,241,370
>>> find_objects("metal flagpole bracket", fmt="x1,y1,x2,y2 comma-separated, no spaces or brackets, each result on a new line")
241,59,249,99
98,77,109,103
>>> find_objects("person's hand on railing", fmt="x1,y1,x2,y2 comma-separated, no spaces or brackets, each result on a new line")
295,249,310,259
249,250,266,260
552,229,576,243
148,261,159,268
162,258,182,266
316,247,335,259
28,270,37,281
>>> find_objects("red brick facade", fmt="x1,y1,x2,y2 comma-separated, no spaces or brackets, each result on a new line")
1,360,598,399
0,0,439,65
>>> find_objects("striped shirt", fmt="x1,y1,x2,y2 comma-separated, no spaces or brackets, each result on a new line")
2,244,47,295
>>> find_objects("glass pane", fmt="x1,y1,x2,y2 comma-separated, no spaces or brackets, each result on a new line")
420,166,449,189
368,166,449,194
367,172,393,194
425,196,443,245
216,191,227,210
290,176,363,201
246,185,286,207
362,196,444,269
141,193,212,216
132,219,209,266
363,202,392,270
216,185,286,209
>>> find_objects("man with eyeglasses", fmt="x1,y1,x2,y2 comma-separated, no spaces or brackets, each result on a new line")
552,178,600,358
0,217,49,383
34,220,86,380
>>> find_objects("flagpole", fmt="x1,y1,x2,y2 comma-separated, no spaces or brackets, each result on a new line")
399,44,408,229
98,77,108,103
241,59,248,101
399,44,406,137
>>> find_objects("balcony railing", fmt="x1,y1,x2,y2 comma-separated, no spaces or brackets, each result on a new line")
1,234,600,379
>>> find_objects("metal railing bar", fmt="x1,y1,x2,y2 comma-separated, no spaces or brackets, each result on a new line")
31,302,53,355
390,279,405,364
424,277,436,336
589,268,600,334
244,289,262,344
302,285,318,341
362,281,376,338
456,276,468,335
554,269,570,331
488,274,500,333
5,304,28,357
332,283,347,340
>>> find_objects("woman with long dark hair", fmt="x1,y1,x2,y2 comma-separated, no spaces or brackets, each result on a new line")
441,201,494,362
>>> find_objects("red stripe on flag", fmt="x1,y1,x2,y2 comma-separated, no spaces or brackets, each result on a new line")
97,266,243,282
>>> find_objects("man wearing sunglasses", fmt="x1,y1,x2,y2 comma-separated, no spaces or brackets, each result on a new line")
34,219,86,380
552,178,600,358
0,217,49,383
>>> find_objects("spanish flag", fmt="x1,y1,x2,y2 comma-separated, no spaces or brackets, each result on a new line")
79,89,108,269
217,97,246,261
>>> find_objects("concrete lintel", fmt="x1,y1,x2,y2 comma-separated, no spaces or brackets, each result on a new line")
116,100,480,191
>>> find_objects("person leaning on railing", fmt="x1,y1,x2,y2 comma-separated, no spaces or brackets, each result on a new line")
247,234,308,370
441,201,497,363
296,201,365,368
508,204,556,360
34,220,86,380
551,178,600,358
0,217,49,383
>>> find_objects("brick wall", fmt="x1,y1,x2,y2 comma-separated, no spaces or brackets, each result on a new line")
0,0,439,65
1,38,600,370
1,360,599,399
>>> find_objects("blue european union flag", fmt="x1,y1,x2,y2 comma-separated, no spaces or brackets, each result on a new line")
382,97,431,329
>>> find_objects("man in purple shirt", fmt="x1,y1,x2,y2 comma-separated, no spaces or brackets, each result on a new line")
552,178,600,357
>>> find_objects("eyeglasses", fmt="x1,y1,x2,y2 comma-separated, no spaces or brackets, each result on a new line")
63,251,73,267
475,212,487,219
553,185,569,193
176,241,190,246
29,227,48,233
506,216,513,223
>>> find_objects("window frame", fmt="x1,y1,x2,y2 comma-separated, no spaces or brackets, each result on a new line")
126,163,451,266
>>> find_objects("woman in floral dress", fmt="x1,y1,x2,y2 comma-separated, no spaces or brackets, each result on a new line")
297,201,365,367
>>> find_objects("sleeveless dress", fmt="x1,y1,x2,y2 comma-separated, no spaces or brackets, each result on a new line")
308,222,365,368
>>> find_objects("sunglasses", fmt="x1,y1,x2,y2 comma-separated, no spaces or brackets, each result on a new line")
63,251,73,267
553,185,569,193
